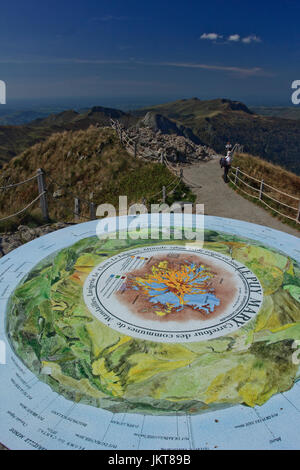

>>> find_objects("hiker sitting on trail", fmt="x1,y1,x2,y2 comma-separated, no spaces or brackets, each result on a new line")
223,151,232,183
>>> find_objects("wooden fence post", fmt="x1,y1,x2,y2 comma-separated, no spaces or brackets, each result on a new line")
235,167,240,185
297,200,300,223
37,168,49,222
134,140,138,159
259,179,264,200
162,186,166,204
180,169,183,181
74,198,81,222
90,202,96,220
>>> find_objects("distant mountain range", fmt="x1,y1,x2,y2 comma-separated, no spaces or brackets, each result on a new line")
0,106,136,165
0,126,192,229
0,109,51,126
133,98,300,175
0,98,299,175
250,106,300,120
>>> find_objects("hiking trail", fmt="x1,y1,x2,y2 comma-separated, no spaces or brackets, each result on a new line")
182,158,299,237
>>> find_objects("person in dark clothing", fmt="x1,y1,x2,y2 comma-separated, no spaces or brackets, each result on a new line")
223,151,232,183
225,142,232,153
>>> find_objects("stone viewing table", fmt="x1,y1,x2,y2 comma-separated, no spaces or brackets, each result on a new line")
0,215,299,450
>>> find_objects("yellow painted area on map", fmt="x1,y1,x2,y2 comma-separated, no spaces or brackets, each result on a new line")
155,302,174,317
106,336,132,354
41,361,106,399
248,262,283,296
286,260,295,276
204,364,276,407
70,254,100,286
255,296,274,332
86,320,123,357
255,286,300,333
158,261,168,269
92,358,123,396
127,354,193,384
268,323,296,333
238,377,277,407
203,241,238,255
232,244,288,270
75,254,100,272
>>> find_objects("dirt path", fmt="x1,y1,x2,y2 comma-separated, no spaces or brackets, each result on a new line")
183,158,299,237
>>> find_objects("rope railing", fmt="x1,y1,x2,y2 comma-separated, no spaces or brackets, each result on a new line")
228,175,260,200
261,191,298,211
231,166,262,184
0,133,298,227
234,173,261,192
262,180,300,201
0,192,46,222
46,174,98,206
231,166,300,201
0,121,187,224
110,118,190,209
111,118,161,162
0,174,38,190
0,168,49,224
163,155,180,176
230,166,300,224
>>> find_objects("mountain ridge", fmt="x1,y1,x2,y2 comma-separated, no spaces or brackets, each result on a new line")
0,105,137,166
0,126,192,230
133,98,300,175
0,98,299,175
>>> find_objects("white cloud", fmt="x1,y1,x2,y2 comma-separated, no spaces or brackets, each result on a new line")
200,33,222,41
0,56,270,77
228,34,240,42
201,32,262,45
242,35,262,44
152,61,264,77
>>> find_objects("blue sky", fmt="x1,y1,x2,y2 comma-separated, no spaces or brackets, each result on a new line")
0,0,299,107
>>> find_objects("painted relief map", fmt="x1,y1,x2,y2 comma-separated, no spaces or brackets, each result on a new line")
0,216,300,450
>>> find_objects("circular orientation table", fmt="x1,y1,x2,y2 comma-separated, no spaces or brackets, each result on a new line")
0,215,299,450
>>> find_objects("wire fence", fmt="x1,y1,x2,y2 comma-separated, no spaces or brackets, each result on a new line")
0,158,184,225
0,192,46,222
0,170,47,223
0,174,38,190
1,123,299,226
111,118,173,164
110,118,187,207
111,118,200,190
229,166,300,224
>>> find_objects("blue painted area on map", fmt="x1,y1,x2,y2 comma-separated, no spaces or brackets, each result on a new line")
133,262,220,314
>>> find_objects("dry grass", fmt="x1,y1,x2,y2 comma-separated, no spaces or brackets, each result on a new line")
231,153,300,227
0,126,193,231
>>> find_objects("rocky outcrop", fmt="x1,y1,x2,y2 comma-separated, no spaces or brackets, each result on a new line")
0,222,70,257
138,112,201,145
127,122,217,163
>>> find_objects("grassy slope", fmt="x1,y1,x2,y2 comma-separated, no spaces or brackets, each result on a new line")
0,126,192,230
232,152,300,194
231,152,300,227
135,98,300,175
0,107,137,165
251,107,300,120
